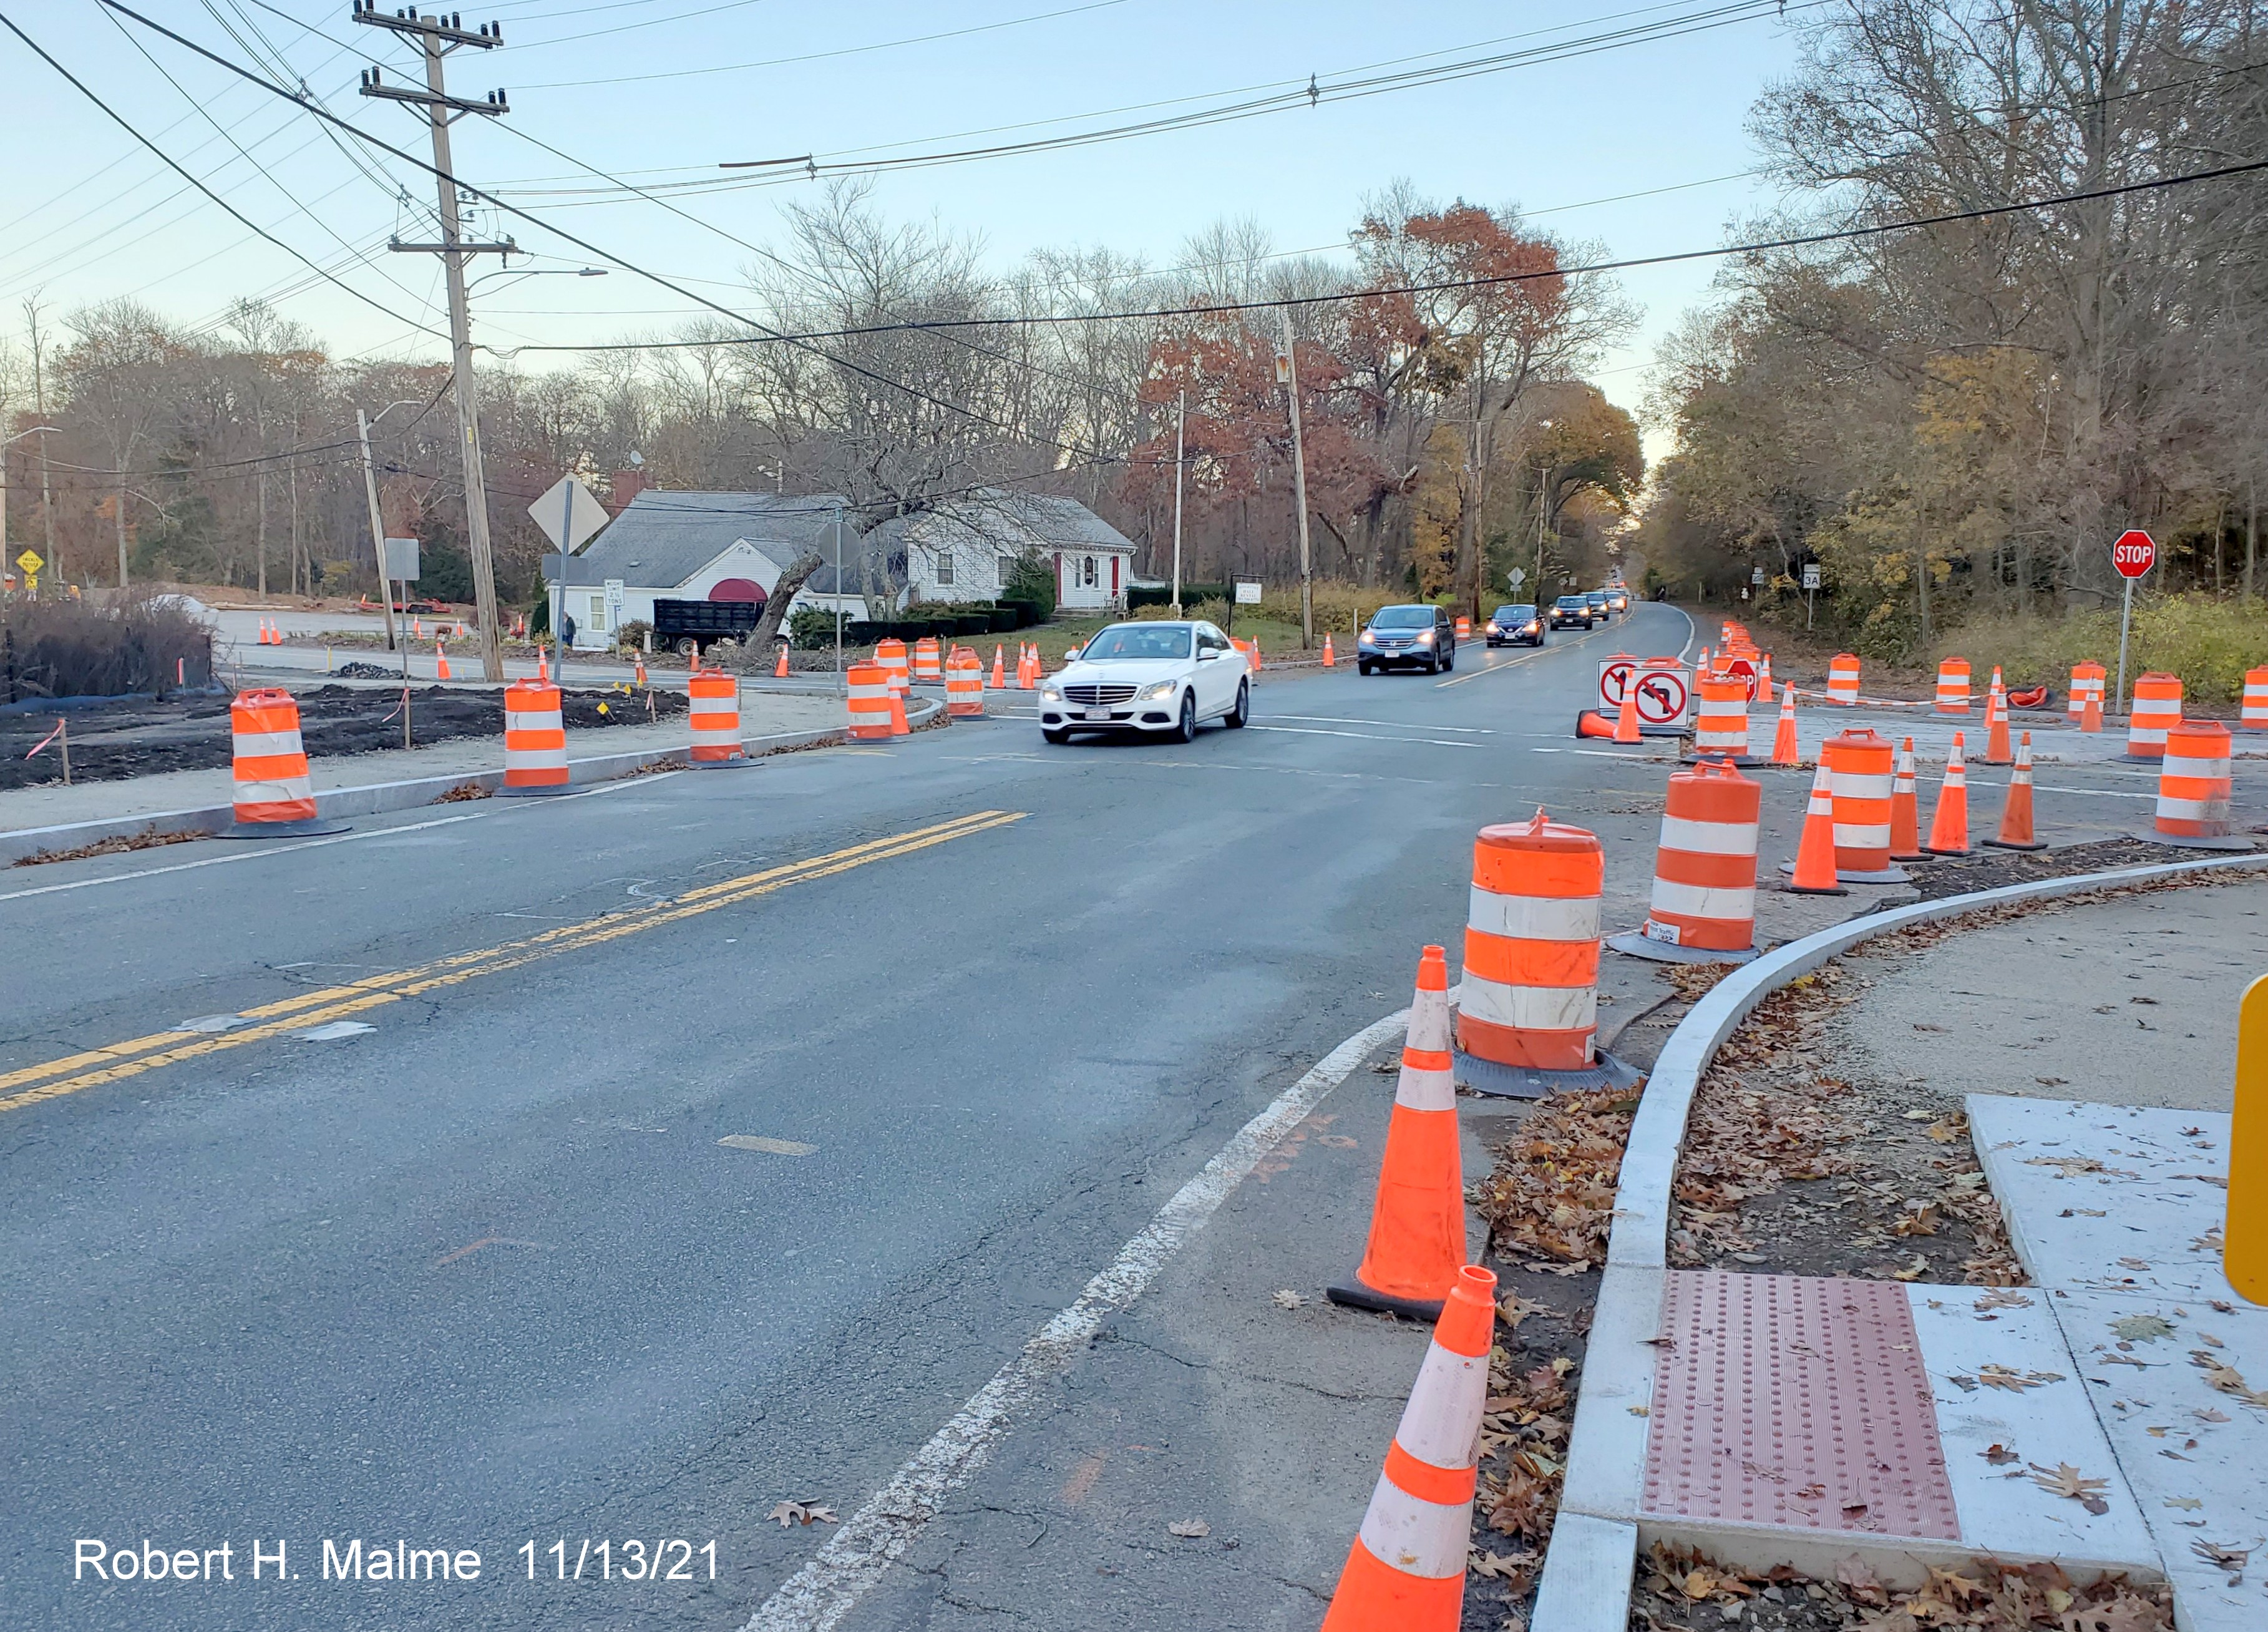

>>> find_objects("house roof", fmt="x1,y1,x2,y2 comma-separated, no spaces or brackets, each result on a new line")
552,491,848,588
978,491,1136,553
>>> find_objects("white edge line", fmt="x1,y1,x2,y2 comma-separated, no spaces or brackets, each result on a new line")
1248,725,1480,748
0,773,679,904
739,999,1421,1632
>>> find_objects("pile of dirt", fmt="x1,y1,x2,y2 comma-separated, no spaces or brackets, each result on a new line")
0,685,684,789
1899,834,2253,901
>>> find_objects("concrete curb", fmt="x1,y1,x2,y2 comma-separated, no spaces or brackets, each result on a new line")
0,697,944,866
1530,848,2268,1632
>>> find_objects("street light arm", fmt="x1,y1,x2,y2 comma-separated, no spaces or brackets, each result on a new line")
2,425,62,446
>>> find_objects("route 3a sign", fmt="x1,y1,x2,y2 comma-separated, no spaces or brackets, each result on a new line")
1597,658,1691,726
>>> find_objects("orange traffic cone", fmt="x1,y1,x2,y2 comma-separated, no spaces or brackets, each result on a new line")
1758,652,1773,695
1982,668,2012,765
537,647,549,682
1889,736,1926,860
1924,731,1972,856
1770,681,1799,765
1786,762,1848,894
1612,671,1642,744
634,655,647,688
1328,947,1465,1321
434,640,450,682
2080,690,2103,733
1984,730,2045,850
1322,633,1336,668
991,645,1006,688
413,617,423,640
774,643,790,678
1320,1263,1498,1631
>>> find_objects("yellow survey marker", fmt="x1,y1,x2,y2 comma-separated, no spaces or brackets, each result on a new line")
2231,970,2268,1306
0,811,1024,1116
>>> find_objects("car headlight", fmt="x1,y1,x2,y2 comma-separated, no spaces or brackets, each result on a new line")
1485,622,1500,634
1415,628,1436,642
1136,680,1179,701
1040,685,1063,701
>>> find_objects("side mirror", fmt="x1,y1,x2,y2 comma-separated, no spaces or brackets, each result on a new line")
1064,647,1081,662
1197,647,1219,662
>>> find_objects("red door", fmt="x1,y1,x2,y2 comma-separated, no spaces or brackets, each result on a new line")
1110,556,1120,595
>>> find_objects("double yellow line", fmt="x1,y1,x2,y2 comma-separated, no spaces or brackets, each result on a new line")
0,810,1024,1117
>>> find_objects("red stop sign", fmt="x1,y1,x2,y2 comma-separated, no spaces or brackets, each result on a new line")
2112,529,2156,579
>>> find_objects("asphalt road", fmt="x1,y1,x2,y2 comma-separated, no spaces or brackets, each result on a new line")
0,605,1685,1631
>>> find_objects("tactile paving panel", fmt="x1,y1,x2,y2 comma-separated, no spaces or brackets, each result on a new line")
1641,1271,1959,1540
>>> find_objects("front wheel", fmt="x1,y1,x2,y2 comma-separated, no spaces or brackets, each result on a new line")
1042,727,1070,745
1224,679,1248,728
1443,648,1455,672
1174,690,1197,744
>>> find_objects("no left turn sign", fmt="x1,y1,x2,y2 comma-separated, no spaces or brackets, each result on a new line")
1598,660,1691,725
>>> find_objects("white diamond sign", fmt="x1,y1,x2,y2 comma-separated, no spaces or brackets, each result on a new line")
528,476,606,552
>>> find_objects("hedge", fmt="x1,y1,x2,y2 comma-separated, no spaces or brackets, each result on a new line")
1128,582,1230,610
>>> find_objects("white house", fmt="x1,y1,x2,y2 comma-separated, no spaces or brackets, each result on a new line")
862,491,1138,612
546,491,846,648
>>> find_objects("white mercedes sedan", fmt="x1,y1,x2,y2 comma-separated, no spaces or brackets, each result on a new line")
1039,620,1252,744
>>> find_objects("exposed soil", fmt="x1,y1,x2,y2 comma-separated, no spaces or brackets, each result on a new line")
1897,835,2256,902
0,685,684,789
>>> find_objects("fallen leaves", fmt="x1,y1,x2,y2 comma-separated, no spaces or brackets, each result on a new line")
1982,1443,2019,1465
1165,1518,1209,1539
767,1500,839,1528
1271,1289,1305,1310
1980,1364,2065,1391
2191,1350,2268,1407
2028,1461,2111,1515
1474,1087,1633,1266
2109,1313,2174,1344
2190,1537,2250,1585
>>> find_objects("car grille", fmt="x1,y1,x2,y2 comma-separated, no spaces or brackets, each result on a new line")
1063,683,1137,706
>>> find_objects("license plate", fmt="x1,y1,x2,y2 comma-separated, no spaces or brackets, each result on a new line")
1083,708,1111,721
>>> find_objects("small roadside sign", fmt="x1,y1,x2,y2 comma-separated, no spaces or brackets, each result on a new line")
1751,565,1766,585
1233,579,1262,605
1507,567,1526,589
1801,563,1821,590
528,475,606,552
604,577,625,626
1598,658,1691,725
380,536,421,581
17,549,44,576
2112,529,2155,579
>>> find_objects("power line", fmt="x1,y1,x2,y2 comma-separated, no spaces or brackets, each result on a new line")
0,12,450,341
495,152,2268,355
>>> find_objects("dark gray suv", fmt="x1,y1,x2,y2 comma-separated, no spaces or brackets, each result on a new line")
1357,604,1457,675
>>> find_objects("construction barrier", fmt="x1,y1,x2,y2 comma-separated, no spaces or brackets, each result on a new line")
875,638,911,699
1983,731,2044,851
1934,657,1972,715
688,670,745,765
1823,727,1907,881
846,662,894,741
1318,1263,1497,1632
1327,945,1466,1321
223,689,346,837
1688,673,1755,762
500,678,569,794
2145,720,2245,849
1453,812,1635,1096
1454,616,1471,641
2242,667,2268,731
2128,672,2183,758
1826,653,1861,705
2068,661,2106,721
1609,760,1760,964
945,649,985,717
912,637,943,685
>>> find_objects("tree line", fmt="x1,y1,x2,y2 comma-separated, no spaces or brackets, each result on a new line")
0,178,1641,617
1642,0,2268,655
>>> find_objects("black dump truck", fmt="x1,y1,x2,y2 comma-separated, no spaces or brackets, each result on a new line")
652,597,766,656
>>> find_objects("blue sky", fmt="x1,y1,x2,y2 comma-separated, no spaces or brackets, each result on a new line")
0,1,1804,432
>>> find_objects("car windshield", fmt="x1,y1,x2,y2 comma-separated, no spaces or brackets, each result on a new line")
1370,606,1436,628
1586,592,1608,602
1494,605,1536,622
1078,624,1192,661
1555,596,1587,608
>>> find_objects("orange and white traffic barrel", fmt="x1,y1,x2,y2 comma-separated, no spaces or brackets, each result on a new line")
222,688,346,837
1453,811,1635,1096
2144,720,2246,849
1688,673,1755,762
1782,727,1907,884
846,662,893,741
2126,672,2183,758
688,668,744,765
1934,657,1971,714
1826,653,1861,705
875,638,910,699
1609,760,1760,965
500,678,569,795
2241,666,2268,731
2068,661,2106,721
1455,615,1471,641
912,636,943,684
945,649,984,718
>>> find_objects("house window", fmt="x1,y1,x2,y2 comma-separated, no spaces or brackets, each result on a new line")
1081,556,1097,588
587,594,607,630
933,547,954,586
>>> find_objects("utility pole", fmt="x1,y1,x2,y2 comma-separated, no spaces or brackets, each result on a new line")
356,2,514,681
356,408,401,653
22,298,57,585
1171,388,1186,615
1276,308,1314,648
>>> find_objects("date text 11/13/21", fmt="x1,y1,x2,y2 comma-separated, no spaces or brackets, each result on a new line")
522,1538,717,1581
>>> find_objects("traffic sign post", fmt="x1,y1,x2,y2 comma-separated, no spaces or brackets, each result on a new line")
16,549,42,595
2111,529,2156,712
530,476,605,676
1801,561,1821,627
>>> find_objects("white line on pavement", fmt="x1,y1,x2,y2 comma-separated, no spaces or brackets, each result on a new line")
1247,724,1480,748
1263,713,1495,733
0,773,679,904
739,1001,1420,1632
